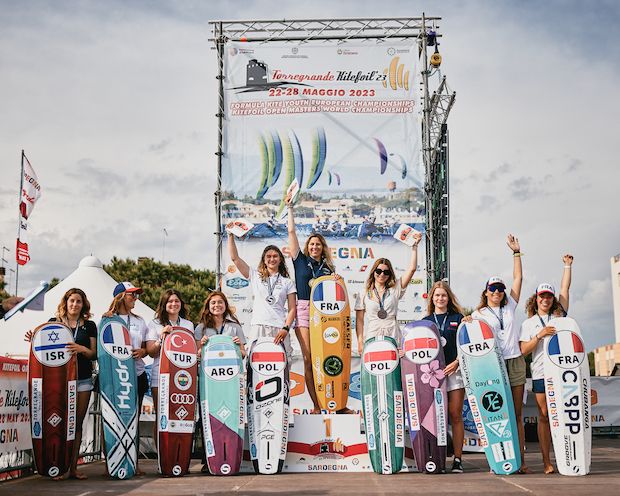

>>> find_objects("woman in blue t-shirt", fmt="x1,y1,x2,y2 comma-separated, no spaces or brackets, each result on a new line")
423,281,465,474
286,198,336,413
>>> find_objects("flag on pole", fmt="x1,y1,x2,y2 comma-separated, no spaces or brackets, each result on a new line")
16,153,41,266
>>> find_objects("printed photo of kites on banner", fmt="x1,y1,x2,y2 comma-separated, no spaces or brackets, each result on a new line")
221,125,425,242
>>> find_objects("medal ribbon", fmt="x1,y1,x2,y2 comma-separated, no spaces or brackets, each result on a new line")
373,287,389,314
487,306,504,330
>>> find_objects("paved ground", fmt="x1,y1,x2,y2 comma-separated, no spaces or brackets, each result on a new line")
3,439,619,495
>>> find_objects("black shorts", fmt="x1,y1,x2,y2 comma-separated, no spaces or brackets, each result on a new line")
137,372,149,402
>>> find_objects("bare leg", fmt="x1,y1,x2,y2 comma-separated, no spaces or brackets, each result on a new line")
448,388,465,459
295,326,322,413
151,386,158,450
511,384,530,473
535,392,554,474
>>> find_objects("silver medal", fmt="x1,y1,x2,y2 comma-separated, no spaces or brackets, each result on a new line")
266,295,275,305
377,309,388,319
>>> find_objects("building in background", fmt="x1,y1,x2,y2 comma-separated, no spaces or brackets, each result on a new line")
593,254,620,376
612,254,620,343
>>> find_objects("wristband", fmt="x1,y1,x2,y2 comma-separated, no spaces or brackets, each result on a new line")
513,252,523,257
564,265,571,269
282,325,290,332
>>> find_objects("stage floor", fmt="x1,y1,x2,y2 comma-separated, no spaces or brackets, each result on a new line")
3,438,619,495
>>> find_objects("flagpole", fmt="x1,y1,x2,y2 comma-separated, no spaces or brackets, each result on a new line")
15,150,25,295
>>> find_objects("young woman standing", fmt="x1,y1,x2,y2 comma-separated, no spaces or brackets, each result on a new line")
519,254,573,474
286,199,335,413
355,232,422,352
471,234,528,473
422,281,466,473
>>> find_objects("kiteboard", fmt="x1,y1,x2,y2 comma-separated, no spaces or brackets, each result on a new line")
98,316,138,479
200,335,244,476
457,319,520,475
309,275,351,412
361,336,405,474
28,322,77,478
543,317,591,476
247,338,290,474
158,326,197,477
401,320,447,474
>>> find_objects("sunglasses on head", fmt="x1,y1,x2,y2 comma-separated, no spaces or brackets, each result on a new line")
487,284,505,293
374,268,391,276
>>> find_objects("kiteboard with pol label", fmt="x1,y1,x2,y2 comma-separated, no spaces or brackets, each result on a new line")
457,319,520,475
401,320,447,474
98,316,138,479
309,275,352,412
247,338,290,474
200,335,244,476
361,336,405,474
158,326,198,477
28,322,77,478
543,317,591,476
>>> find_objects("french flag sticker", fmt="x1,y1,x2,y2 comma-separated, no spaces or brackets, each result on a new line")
457,320,495,357
546,331,585,369
312,280,347,315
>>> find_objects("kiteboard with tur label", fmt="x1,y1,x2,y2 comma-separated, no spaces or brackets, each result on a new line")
98,316,138,479
247,338,290,474
457,319,520,475
158,326,197,477
200,335,244,476
361,336,405,474
28,322,77,478
543,317,591,476
309,275,351,412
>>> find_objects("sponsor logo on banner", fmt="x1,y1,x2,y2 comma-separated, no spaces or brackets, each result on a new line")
467,394,489,447
33,325,74,366
364,394,376,449
323,355,343,377
31,378,43,438
312,280,347,315
394,391,404,447
201,399,215,457
290,371,305,397
226,277,249,289
491,440,515,462
403,328,439,364
546,331,585,369
250,342,286,376
487,419,510,438
481,391,504,413
363,340,399,376
434,388,447,446
170,393,195,405
323,327,340,344
114,360,133,410
559,369,583,435
204,342,241,381
159,373,169,431
67,380,77,441
458,321,495,357
165,332,197,369
100,321,132,361
174,370,192,391
330,247,375,260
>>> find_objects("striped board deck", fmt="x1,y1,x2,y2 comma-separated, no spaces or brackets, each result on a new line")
401,320,447,473
247,338,290,474
457,319,521,475
97,316,138,479
543,317,591,476
158,327,197,477
309,275,352,412
200,335,245,475
28,322,77,478
361,336,405,474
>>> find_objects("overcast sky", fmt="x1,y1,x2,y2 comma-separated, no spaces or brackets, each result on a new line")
1,1,618,351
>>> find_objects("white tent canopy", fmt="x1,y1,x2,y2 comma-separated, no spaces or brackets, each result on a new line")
1,255,155,358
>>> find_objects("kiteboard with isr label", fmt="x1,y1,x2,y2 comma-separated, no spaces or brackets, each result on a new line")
543,317,591,476
158,327,197,477
457,319,520,475
28,322,77,478
98,316,138,480
309,275,351,412
200,335,245,476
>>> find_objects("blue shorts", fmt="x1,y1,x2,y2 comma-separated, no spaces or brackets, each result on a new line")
532,379,545,394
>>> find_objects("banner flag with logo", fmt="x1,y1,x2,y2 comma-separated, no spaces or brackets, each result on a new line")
16,153,41,266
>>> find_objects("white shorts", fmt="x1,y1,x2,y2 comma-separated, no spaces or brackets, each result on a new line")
447,368,465,392
249,324,292,358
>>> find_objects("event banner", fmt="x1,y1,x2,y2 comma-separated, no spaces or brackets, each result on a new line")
220,40,426,346
0,357,31,454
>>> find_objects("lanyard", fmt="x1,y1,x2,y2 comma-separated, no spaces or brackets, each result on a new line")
63,318,81,336
432,313,448,332
538,313,551,328
373,287,389,312
217,323,225,335
487,306,504,330
266,274,281,298
308,258,327,279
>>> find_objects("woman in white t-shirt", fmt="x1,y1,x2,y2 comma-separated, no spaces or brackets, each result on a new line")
519,254,573,474
103,281,153,475
354,232,422,354
145,289,194,447
471,234,527,473
227,233,296,357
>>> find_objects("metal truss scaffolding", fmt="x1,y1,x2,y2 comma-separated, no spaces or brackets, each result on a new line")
210,17,454,287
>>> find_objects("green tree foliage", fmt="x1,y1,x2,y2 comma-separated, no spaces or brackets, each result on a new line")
103,257,216,322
